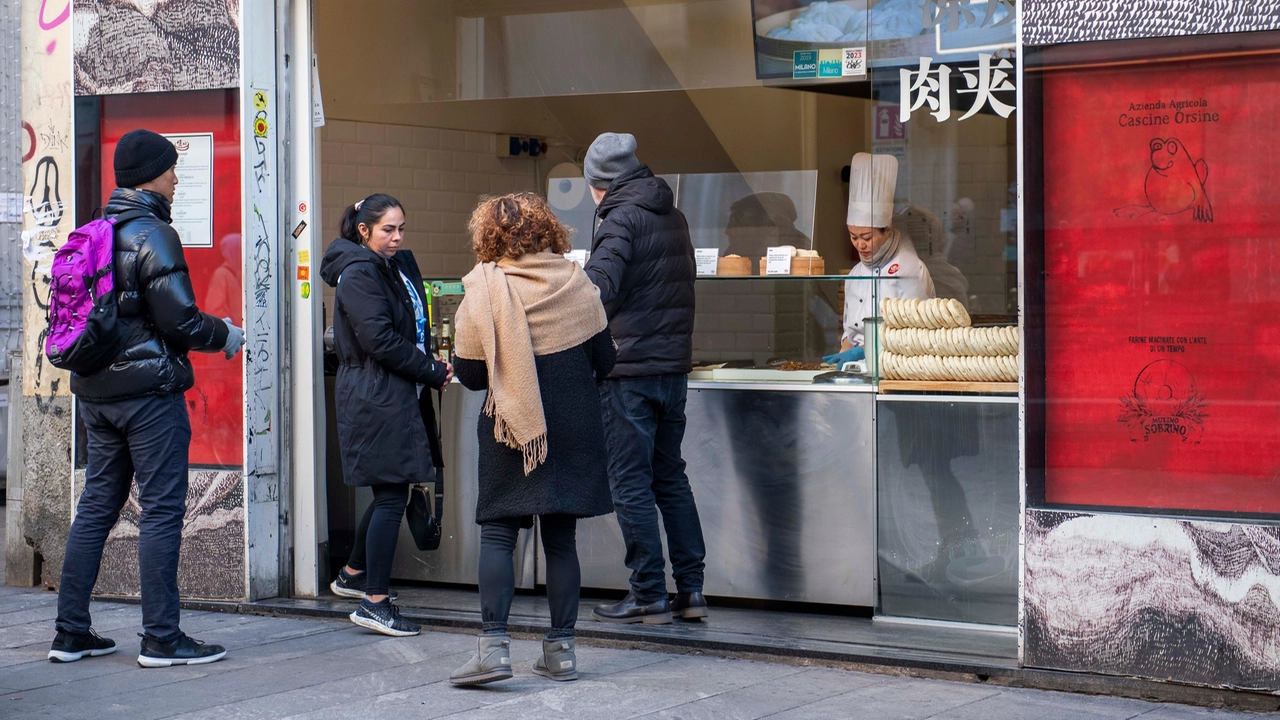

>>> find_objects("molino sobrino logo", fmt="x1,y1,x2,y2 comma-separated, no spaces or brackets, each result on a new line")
1117,359,1208,443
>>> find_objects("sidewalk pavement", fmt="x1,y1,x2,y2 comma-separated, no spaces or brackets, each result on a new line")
0,582,1262,720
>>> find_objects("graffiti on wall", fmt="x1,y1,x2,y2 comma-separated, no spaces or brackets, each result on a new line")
1024,509,1280,691
21,0,73,400
245,88,277,476
72,0,241,96
91,469,247,599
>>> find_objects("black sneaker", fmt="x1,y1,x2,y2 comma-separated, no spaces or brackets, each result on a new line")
349,599,420,637
137,633,227,668
329,569,397,600
48,629,116,663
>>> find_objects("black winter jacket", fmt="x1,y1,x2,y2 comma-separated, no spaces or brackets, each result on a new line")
584,166,696,379
71,189,230,401
455,328,616,524
320,238,449,486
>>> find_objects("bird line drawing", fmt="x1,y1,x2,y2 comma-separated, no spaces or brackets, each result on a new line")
1114,137,1213,223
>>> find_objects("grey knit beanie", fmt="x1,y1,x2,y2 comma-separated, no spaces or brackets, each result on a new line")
584,133,641,190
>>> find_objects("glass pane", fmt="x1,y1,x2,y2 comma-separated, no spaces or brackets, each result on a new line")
1027,34,1280,516
877,399,1019,624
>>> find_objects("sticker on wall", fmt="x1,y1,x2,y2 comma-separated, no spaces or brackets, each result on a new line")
843,47,867,77
298,202,307,214
253,91,268,111
792,50,818,79
297,266,310,281
300,281,310,299
254,116,269,138
292,221,307,239
298,249,310,264
817,49,843,78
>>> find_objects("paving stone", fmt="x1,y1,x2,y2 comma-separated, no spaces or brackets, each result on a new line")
932,687,1175,720
764,675,1003,719
637,666,888,720
169,652,471,720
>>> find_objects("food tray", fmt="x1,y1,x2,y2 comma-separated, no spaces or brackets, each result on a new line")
877,380,1018,395
688,368,830,383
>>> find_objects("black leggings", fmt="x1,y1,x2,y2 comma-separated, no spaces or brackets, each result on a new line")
480,515,579,638
347,484,409,597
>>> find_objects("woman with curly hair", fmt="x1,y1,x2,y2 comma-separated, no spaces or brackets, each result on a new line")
448,193,615,686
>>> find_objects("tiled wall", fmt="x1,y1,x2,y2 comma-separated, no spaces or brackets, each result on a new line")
319,120,540,280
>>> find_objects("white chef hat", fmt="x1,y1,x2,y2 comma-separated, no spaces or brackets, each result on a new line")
846,153,898,228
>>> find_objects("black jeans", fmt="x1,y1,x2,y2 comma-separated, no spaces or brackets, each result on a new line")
599,375,706,602
480,515,578,638
347,484,410,597
57,394,191,642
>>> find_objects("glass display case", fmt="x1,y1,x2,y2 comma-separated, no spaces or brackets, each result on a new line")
689,274,890,386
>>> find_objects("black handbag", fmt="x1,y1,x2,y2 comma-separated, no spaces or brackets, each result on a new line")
406,388,446,551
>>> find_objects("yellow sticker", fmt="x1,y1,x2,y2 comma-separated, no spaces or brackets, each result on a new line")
253,91,268,111
298,249,310,264
254,117,269,137
301,281,311,299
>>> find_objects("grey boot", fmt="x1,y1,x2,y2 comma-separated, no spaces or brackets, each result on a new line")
533,636,578,681
449,634,513,686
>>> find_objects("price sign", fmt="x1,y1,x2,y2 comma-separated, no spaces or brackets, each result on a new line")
765,247,792,275
695,248,719,276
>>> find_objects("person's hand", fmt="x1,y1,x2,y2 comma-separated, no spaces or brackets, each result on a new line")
222,318,246,359
822,345,865,366
440,361,454,387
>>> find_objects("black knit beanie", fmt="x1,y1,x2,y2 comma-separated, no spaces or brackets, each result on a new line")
114,129,179,188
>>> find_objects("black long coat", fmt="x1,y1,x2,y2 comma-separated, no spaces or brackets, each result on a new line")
320,238,448,486
455,329,617,524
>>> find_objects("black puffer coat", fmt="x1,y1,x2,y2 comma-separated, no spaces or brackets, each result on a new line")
584,166,696,378
320,238,448,486
71,188,230,401
455,328,616,524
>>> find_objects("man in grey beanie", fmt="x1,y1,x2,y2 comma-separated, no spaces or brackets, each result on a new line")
583,133,708,625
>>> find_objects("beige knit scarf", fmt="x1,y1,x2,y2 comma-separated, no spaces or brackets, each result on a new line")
454,252,608,475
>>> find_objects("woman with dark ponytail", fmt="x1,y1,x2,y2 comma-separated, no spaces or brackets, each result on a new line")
318,193,452,636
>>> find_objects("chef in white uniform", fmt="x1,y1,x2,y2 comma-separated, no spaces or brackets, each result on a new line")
823,153,935,366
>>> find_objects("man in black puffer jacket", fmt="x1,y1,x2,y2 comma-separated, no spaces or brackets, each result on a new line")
52,130,244,669
583,133,708,625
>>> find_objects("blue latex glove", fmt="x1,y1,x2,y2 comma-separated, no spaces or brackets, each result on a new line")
822,346,865,366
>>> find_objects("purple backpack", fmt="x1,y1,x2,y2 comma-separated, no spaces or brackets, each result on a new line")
45,216,129,374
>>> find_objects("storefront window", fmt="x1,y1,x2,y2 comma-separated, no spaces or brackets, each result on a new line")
1026,32,1280,517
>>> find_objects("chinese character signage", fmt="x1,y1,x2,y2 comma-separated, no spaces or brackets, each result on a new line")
1039,52,1280,515
753,0,1016,80
899,54,1016,122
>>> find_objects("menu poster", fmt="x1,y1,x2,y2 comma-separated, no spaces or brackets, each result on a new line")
1040,53,1280,515
163,132,214,248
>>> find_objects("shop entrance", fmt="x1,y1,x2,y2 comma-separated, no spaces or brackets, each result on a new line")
308,0,1020,657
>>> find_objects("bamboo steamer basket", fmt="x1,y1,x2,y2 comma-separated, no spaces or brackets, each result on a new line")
717,255,752,276
756,256,825,276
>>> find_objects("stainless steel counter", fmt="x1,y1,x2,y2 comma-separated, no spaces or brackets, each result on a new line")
378,382,877,606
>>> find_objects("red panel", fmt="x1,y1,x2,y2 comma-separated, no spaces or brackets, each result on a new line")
1041,53,1280,514
100,90,243,467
